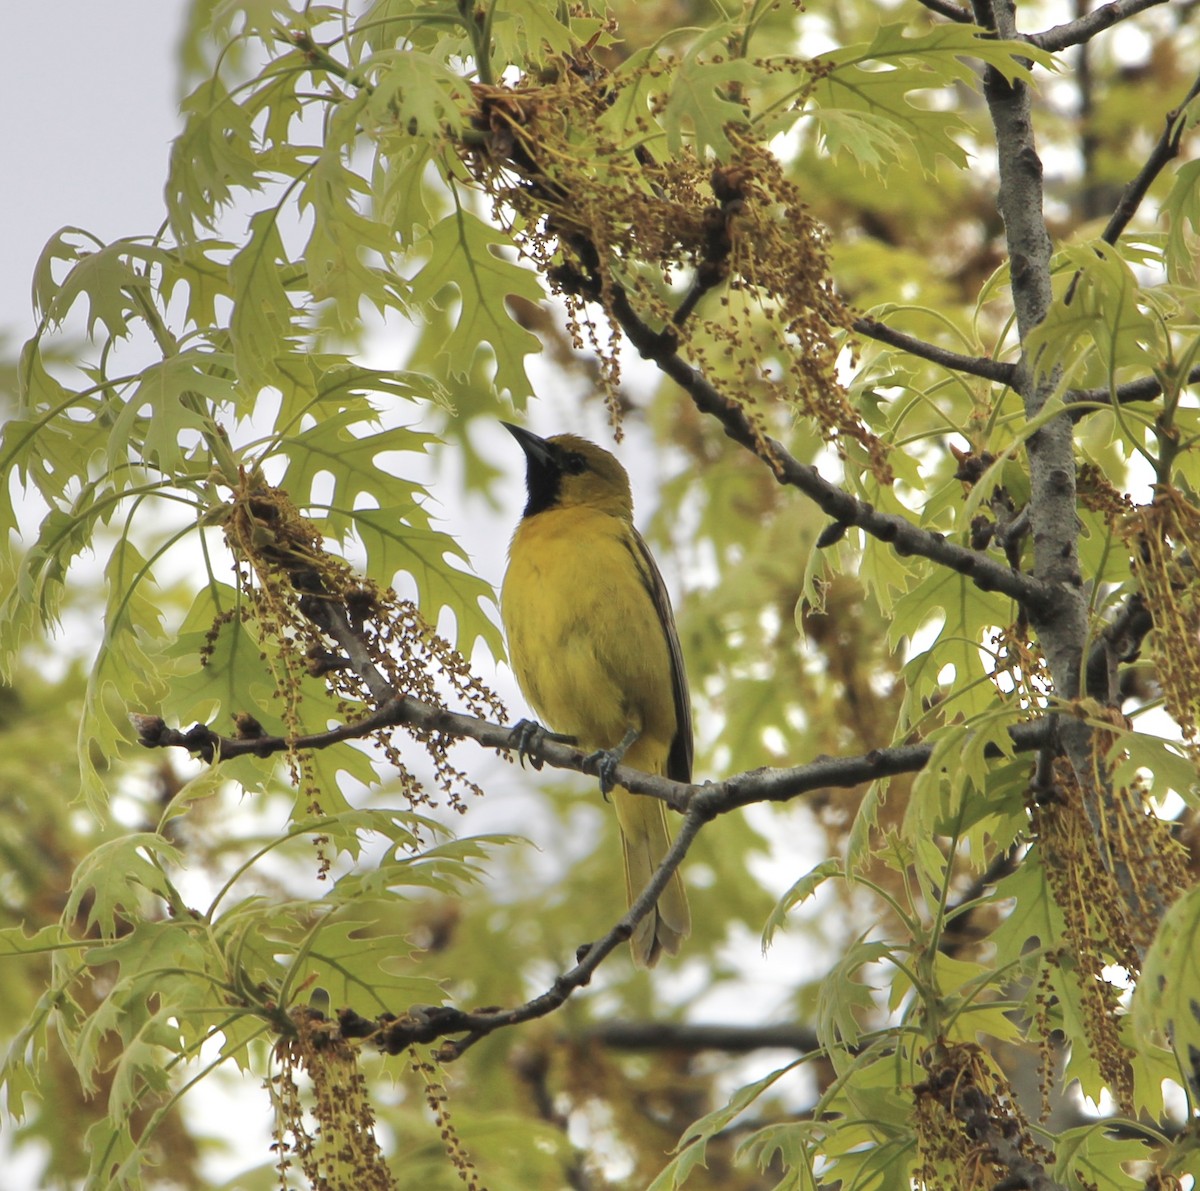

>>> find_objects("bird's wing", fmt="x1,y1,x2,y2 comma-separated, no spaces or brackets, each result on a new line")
630,526,693,783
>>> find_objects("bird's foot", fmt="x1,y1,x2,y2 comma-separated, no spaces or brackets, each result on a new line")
585,727,640,795
508,719,574,770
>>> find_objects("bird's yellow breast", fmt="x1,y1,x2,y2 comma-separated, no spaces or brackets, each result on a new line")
501,505,677,768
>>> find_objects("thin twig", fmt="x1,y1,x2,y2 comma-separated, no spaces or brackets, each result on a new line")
853,316,1016,385
914,0,974,22
1099,69,1200,246
1029,0,1169,52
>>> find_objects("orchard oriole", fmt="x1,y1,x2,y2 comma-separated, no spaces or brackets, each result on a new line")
500,424,691,966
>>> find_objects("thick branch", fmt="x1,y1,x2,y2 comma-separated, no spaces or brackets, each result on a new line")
853,316,1016,385
976,0,1168,946
1029,0,1169,52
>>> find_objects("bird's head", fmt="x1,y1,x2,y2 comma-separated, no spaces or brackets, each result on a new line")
503,423,634,520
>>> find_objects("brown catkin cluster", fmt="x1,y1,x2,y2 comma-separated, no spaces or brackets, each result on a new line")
218,477,505,832
410,1049,487,1191
1029,760,1139,1112
1122,488,1200,744
912,1041,1048,1191
272,1008,395,1190
463,50,887,478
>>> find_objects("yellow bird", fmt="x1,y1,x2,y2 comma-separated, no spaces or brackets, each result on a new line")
500,424,692,967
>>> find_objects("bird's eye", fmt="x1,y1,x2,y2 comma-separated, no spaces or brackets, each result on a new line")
563,451,587,475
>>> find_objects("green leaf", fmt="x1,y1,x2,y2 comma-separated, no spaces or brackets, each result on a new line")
1163,155,1200,284
650,1061,801,1190
762,858,842,951
278,900,445,1013
1133,883,1200,1076
168,75,262,233
363,48,468,139
988,849,1066,959
811,25,1052,175
351,503,503,654
817,936,894,1051
1053,1125,1148,1191
661,34,764,161
0,923,73,958
163,582,268,727
1025,241,1169,387
229,208,299,392
63,835,183,938
108,350,232,480
33,233,168,339
892,563,1013,723
271,413,432,532
409,208,543,400
805,107,915,176
299,101,407,330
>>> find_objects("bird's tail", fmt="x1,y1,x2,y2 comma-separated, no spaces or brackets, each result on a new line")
614,787,691,967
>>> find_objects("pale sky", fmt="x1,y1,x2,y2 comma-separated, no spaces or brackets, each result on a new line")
0,3,184,339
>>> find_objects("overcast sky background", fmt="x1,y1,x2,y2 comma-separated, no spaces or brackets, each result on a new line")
1,4,186,338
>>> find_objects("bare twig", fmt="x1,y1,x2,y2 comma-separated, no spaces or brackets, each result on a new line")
853,316,1016,384
914,0,974,22
1099,69,1200,246
1029,0,1170,52
581,1021,821,1052
1067,363,1200,413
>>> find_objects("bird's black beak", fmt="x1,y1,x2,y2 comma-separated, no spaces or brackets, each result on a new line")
503,422,563,517
501,422,556,469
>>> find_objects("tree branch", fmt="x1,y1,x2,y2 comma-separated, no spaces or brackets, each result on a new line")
132,700,1054,815
581,1021,821,1052
1067,362,1200,413
914,0,974,22
853,316,1017,384
852,317,1198,418
338,798,712,1061
1098,68,1200,247
598,287,1052,612
1028,0,1169,53
1085,591,1153,702
976,0,1169,947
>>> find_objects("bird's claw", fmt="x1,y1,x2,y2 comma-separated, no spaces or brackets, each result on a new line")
585,746,621,796
508,719,547,770
508,719,575,770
